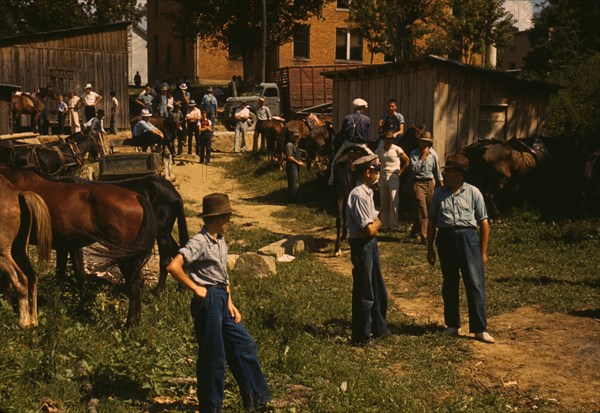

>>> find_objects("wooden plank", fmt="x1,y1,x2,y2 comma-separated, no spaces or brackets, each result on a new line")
457,71,471,149
445,67,460,156
433,65,449,164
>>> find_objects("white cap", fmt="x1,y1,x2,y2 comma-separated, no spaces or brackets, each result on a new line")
352,98,368,108
141,109,152,117
85,83,92,89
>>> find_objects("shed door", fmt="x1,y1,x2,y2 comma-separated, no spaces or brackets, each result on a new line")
478,104,507,140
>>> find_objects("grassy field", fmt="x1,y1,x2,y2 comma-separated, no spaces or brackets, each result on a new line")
0,153,598,412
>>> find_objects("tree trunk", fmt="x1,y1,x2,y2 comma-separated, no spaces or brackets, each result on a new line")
242,48,263,88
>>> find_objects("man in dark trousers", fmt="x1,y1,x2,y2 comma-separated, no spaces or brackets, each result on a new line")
427,153,495,344
346,154,389,346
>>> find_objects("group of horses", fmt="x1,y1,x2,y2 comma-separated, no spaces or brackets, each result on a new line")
0,165,189,328
11,87,54,133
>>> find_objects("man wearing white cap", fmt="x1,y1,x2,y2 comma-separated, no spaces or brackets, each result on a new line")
328,98,374,185
82,83,102,122
135,84,156,115
132,108,165,151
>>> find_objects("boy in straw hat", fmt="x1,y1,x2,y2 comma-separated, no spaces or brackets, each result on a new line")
409,131,443,243
427,154,495,344
167,194,272,412
346,154,390,346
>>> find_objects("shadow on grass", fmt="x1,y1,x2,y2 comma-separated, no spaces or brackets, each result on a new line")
495,275,600,288
92,365,151,400
298,319,441,341
568,308,600,319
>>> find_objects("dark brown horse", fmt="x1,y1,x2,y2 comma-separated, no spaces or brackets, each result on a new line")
333,146,370,256
0,166,158,326
461,137,550,217
12,94,44,133
264,118,285,162
128,116,176,156
0,176,52,328
54,174,189,295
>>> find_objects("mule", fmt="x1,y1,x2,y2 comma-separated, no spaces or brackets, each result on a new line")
333,146,370,255
0,176,52,328
0,166,158,326
0,133,100,176
54,174,189,294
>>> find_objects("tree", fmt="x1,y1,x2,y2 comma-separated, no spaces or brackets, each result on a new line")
446,0,514,65
0,0,143,37
525,0,600,77
173,0,328,82
347,0,448,61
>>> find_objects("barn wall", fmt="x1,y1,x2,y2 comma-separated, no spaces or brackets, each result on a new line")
331,65,436,142
0,26,130,130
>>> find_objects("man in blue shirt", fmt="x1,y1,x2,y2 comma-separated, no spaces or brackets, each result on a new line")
427,153,495,344
131,109,164,151
346,154,389,346
328,98,374,185
377,98,405,146
201,87,218,133
409,132,443,243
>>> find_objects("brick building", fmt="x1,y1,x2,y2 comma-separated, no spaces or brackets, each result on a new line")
146,0,386,84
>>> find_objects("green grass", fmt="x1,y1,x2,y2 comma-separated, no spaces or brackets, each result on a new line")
1,154,598,412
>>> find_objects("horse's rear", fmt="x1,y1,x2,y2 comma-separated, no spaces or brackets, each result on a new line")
0,176,52,328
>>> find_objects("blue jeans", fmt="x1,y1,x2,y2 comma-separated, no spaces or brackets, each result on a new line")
436,227,488,333
286,163,299,202
234,122,247,152
191,287,271,412
199,131,212,163
349,237,389,343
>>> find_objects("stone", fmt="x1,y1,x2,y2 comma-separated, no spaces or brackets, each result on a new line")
258,235,315,258
233,252,276,276
227,254,239,270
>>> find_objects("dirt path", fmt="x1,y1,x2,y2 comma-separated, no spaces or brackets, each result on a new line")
171,154,600,412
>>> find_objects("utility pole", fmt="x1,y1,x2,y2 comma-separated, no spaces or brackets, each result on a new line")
261,0,267,83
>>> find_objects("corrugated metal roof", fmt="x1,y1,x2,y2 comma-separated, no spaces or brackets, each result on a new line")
322,54,559,90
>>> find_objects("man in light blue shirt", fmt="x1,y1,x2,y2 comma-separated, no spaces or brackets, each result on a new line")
427,153,495,344
345,154,389,346
409,132,443,243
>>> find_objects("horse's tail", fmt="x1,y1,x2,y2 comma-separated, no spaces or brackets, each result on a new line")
175,197,189,246
19,191,52,265
129,194,158,274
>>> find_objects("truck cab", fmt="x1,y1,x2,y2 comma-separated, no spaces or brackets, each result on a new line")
219,83,281,131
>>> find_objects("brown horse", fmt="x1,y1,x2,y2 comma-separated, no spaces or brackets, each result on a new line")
0,176,52,328
0,166,157,326
12,93,44,133
461,137,550,217
264,118,285,162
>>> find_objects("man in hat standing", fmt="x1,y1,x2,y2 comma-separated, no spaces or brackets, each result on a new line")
233,101,250,153
201,87,218,133
409,132,443,243
132,108,165,151
346,154,389,346
186,100,202,156
66,91,82,133
377,98,405,146
285,128,305,202
167,193,273,412
158,85,172,117
253,97,271,152
427,154,495,344
328,98,374,185
82,83,102,122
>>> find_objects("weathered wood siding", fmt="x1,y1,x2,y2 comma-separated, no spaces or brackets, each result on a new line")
329,57,557,165
0,24,130,130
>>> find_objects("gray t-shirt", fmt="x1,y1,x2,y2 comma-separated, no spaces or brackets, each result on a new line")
429,183,488,228
178,227,230,287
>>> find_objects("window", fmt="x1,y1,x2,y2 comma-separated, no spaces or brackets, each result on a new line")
293,25,310,59
337,0,350,9
335,29,362,61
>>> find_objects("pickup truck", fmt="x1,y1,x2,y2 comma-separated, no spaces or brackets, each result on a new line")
219,65,364,131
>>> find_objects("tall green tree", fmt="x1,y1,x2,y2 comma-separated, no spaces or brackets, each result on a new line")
0,0,143,37
347,0,448,61
446,0,514,65
173,0,328,81
525,0,600,77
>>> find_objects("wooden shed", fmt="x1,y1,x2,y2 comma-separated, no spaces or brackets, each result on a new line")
0,22,130,130
324,55,559,163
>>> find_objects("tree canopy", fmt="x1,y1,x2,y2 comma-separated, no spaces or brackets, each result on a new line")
0,0,144,37
173,0,328,81
525,0,600,77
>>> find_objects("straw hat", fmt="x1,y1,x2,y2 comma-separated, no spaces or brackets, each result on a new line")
84,83,92,89
197,193,232,218
419,132,433,143
179,83,188,90
352,98,368,109
141,109,152,117
188,100,197,106
444,154,470,174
